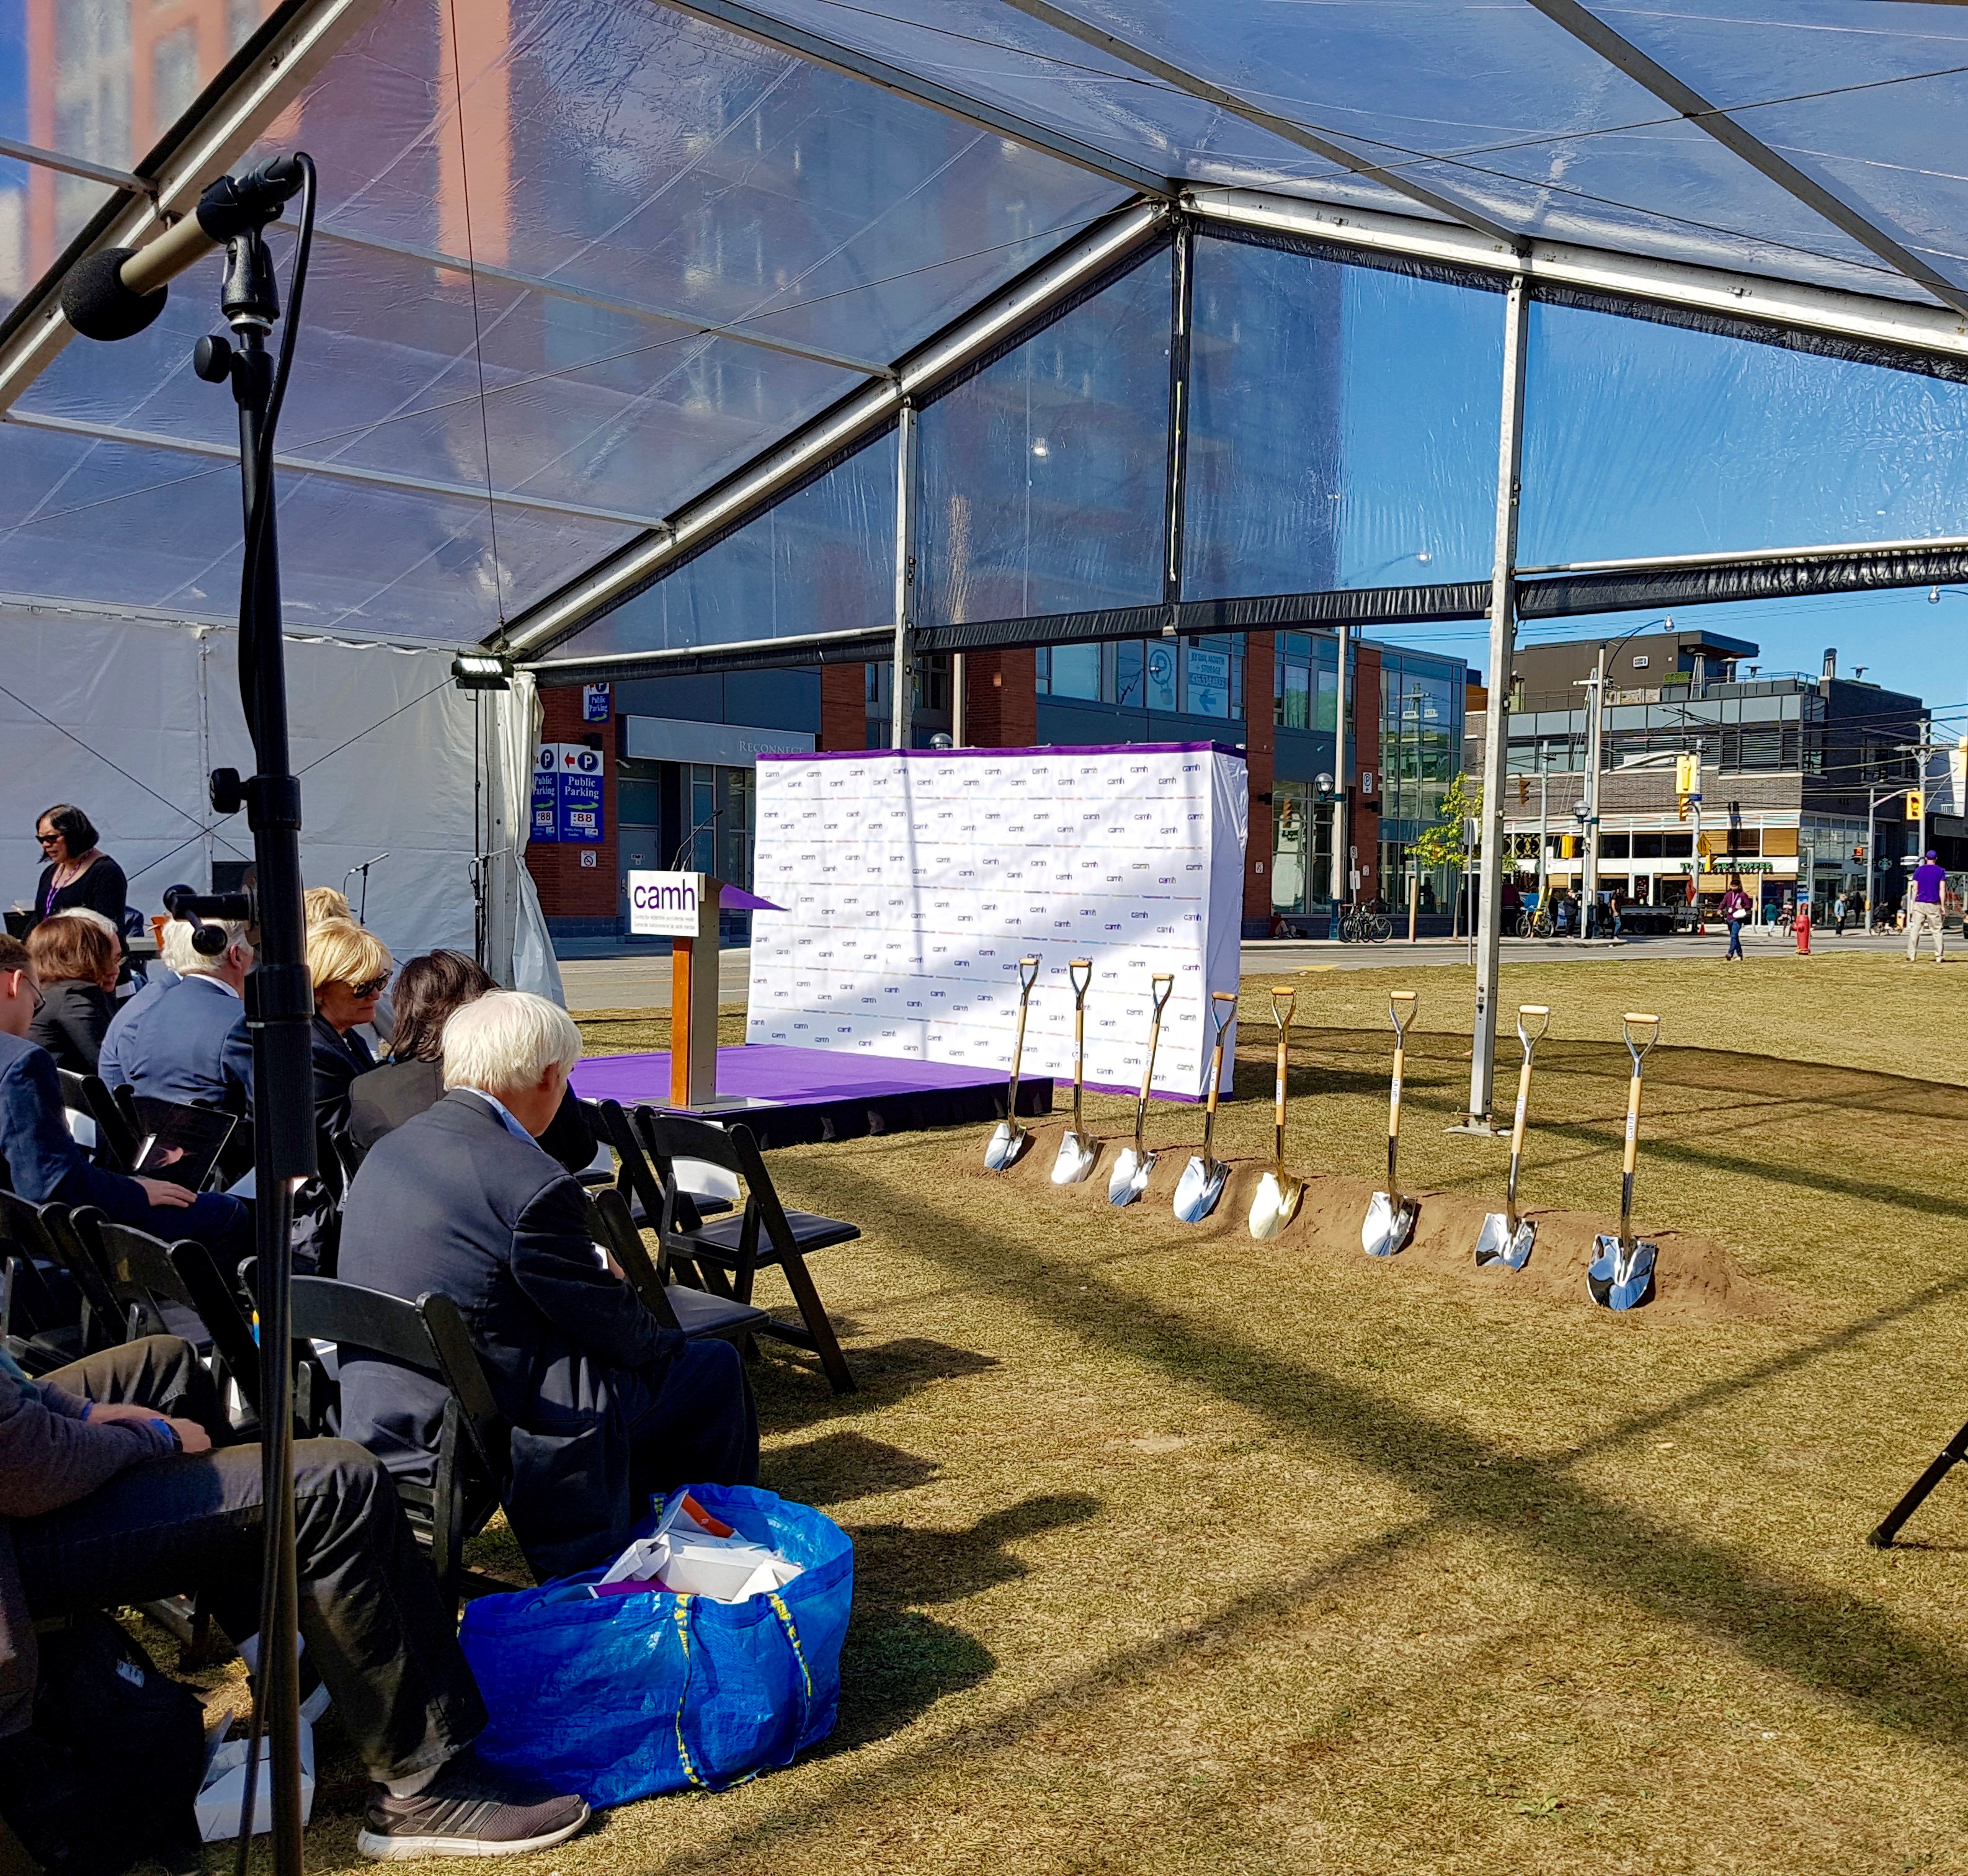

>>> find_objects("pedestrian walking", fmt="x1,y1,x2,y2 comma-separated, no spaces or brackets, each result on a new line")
1721,875,1751,962
1907,850,1946,962
1834,891,1848,934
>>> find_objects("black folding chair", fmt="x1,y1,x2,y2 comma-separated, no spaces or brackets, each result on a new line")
586,1186,768,1346
637,1110,858,1393
0,1192,91,1372
0,1192,122,1365
81,1074,138,1174
589,1097,730,1292
79,1217,261,1427
287,1276,527,1615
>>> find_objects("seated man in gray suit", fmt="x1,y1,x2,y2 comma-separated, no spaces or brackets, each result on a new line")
97,915,252,1116
337,992,757,1579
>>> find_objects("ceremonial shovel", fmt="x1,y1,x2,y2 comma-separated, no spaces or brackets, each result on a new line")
1173,991,1239,1225
984,955,1042,1171
1108,973,1174,1206
1249,986,1304,1241
1051,959,1098,1184
1361,991,1420,1256
1474,1004,1551,1270
1588,1013,1662,1310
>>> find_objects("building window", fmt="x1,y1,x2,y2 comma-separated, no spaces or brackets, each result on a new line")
1037,636,1244,719
1274,633,1337,731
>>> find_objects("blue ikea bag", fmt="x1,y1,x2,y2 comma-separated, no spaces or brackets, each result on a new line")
458,1485,853,1807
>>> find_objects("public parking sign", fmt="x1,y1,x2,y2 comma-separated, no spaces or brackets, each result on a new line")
556,745,604,844
533,744,605,846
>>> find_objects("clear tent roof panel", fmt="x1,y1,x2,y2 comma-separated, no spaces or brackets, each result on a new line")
0,421,637,641
5,1,1968,653
1580,1,1968,289
272,0,1126,362
741,0,1933,298
17,233,864,526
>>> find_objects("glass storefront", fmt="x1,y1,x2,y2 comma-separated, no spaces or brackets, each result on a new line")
1270,782,1335,918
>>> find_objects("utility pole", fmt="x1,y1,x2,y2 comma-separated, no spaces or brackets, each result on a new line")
1536,740,1549,914
1578,645,1607,936
1330,624,1350,909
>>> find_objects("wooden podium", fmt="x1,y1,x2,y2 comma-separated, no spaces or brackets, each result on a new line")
669,873,723,1108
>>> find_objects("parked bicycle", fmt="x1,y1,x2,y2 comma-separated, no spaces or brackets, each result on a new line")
1338,903,1392,944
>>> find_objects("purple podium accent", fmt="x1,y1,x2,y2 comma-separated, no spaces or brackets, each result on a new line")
718,883,784,911
570,1045,1051,1148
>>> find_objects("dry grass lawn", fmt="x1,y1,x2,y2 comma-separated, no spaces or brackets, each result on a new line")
255,951,1968,1874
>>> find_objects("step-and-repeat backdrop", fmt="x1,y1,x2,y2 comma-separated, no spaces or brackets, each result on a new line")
746,743,1248,1097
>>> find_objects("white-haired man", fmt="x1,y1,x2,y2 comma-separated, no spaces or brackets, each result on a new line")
336,991,758,1579
97,916,253,1114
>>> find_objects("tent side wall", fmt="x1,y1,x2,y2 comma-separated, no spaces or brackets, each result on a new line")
0,604,548,990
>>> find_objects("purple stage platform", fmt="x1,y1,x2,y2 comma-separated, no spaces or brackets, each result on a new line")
571,1045,1053,1148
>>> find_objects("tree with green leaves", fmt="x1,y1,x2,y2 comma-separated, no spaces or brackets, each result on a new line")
1410,772,1482,872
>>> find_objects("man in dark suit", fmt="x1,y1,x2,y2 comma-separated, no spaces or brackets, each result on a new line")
0,937,249,1267
336,992,757,1579
97,916,253,1115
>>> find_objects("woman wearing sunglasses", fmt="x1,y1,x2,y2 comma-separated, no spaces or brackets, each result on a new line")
306,915,393,1141
27,803,125,942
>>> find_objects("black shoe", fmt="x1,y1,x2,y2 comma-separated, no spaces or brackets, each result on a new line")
356,1753,589,1861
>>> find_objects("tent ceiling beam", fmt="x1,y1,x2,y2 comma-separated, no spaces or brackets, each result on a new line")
1190,187,1968,362
997,0,1523,248
660,0,1173,200
318,226,893,381
1524,0,1968,321
502,198,1169,658
3,408,669,531
528,528,1968,680
0,0,380,416
0,135,147,193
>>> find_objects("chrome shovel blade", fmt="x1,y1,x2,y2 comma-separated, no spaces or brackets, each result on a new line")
1051,1130,1098,1186
984,1120,1030,1172
1587,1235,1657,1310
1249,1170,1302,1242
1474,1213,1536,1271
1108,1146,1152,1205
1362,1192,1415,1257
1173,1153,1229,1224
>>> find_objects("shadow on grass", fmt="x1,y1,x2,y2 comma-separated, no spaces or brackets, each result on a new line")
763,1429,940,1506
752,1336,999,1435
826,1493,1100,1754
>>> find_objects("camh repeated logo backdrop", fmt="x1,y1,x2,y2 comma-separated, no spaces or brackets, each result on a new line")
747,744,1249,1097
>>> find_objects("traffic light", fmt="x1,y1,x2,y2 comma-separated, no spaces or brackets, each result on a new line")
1908,788,1924,823
1675,752,1701,821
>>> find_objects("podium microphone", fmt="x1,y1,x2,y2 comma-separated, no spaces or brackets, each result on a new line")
58,154,307,341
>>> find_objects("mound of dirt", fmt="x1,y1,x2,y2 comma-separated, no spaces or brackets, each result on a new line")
956,1117,1784,1326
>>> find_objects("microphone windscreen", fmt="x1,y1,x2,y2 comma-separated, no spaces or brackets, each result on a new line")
60,248,168,341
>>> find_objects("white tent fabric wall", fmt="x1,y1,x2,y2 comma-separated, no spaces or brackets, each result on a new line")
499,669,564,1004
0,603,550,989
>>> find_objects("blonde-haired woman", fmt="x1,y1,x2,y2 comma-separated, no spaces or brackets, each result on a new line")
307,916,391,1138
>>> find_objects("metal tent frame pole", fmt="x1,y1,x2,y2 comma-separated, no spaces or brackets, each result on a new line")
890,400,918,751
1466,274,1529,1128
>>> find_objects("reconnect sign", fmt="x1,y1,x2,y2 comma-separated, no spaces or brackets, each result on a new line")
628,870,709,938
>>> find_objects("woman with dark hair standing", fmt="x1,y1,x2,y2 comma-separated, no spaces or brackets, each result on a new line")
347,949,594,1173
29,804,125,936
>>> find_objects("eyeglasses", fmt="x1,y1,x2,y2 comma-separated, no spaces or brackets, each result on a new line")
349,975,390,999
6,972,42,1014
33,833,59,847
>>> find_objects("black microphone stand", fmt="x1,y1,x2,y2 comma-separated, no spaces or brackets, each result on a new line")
159,152,318,1876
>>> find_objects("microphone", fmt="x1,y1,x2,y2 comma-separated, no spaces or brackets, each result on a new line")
61,154,307,341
